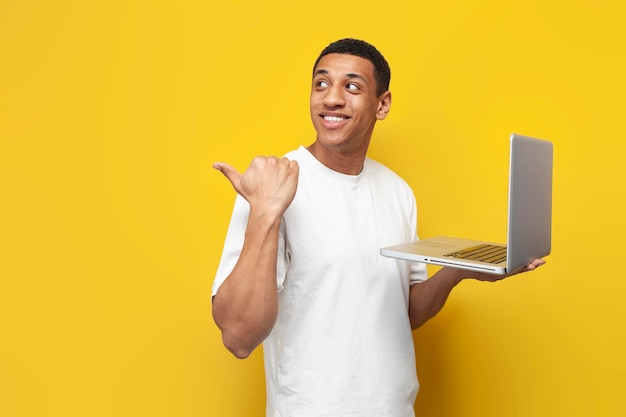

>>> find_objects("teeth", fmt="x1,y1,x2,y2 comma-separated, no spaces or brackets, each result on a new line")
324,116,345,122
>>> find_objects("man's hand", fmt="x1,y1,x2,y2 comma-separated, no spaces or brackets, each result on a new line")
460,258,547,283
211,156,299,358
409,258,547,329
213,156,299,218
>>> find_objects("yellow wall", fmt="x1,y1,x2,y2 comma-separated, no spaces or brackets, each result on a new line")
1,1,624,416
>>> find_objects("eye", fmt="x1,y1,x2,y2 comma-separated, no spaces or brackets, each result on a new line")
316,80,329,88
346,82,359,91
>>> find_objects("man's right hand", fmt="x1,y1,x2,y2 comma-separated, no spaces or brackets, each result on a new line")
213,156,299,218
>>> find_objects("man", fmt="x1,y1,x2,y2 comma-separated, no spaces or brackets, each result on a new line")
212,38,544,417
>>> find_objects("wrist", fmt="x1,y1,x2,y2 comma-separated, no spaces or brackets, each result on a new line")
248,205,283,226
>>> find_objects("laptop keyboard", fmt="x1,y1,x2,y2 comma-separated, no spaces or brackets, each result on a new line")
445,244,507,264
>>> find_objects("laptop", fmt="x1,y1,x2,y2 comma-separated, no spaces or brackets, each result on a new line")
380,133,553,275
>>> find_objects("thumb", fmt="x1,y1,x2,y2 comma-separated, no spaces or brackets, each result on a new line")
213,162,243,194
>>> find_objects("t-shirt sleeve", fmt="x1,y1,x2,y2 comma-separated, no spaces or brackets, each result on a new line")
212,195,289,297
408,188,428,285
212,195,248,297
409,258,428,285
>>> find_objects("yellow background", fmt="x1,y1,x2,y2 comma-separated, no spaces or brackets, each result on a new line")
1,0,625,416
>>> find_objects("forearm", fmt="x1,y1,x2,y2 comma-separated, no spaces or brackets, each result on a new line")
212,210,282,358
408,267,464,329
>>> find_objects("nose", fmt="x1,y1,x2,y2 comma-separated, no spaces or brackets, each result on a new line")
323,85,345,107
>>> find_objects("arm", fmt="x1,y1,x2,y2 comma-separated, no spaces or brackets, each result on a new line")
212,156,299,359
408,259,546,330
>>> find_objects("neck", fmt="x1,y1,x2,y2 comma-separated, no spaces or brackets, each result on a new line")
306,142,367,175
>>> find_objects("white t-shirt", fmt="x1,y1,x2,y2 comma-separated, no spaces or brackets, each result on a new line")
213,146,427,417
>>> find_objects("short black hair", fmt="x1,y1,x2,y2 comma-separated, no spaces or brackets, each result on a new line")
313,38,391,97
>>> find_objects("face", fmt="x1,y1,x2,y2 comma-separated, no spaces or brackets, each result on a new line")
309,53,391,157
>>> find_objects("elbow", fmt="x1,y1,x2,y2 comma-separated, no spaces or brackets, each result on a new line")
232,350,252,360
410,317,428,330
223,335,256,359
212,297,276,359
216,316,267,359
409,307,432,330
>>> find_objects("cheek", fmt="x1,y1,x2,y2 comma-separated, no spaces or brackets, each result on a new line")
309,94,322,111
309,105,321,126
351,99,377,118
309,95,317,112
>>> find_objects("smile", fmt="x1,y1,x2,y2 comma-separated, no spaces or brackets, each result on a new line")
323,115,347,122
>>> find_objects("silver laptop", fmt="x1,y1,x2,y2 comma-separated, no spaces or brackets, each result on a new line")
380,134,553,275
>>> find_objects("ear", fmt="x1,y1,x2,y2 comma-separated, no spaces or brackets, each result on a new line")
376,90,392,120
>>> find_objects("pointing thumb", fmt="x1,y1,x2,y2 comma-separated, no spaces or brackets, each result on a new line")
213,162,243,194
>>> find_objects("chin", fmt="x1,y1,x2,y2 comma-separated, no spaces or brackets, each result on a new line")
316,136,350,150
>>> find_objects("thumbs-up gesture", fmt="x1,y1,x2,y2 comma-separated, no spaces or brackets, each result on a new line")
213,156,299,218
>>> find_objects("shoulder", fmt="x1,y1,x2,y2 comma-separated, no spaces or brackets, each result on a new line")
283,146,308,163
365,157,412,190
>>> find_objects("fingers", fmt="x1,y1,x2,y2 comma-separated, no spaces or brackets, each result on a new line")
526,258,547,271
213,162,243,194
469,257,546,282
513,258,547,274
213,157,299,214
212,161,238,178
288,158,299,175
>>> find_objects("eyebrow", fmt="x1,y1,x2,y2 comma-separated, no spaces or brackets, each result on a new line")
313,69,369,84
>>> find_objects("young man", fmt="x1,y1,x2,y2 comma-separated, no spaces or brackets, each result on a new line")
212,38,544,417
